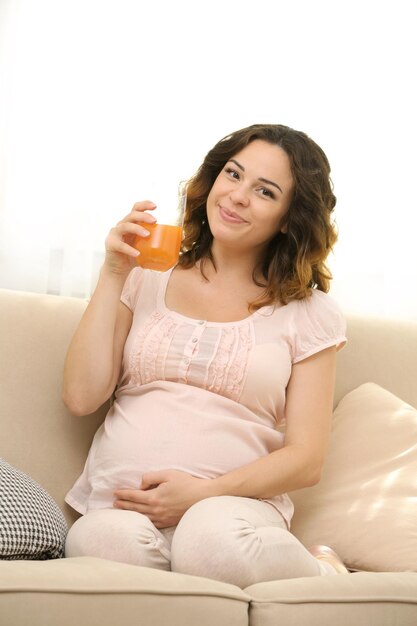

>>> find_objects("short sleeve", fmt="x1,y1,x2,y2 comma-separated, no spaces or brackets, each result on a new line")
292,290,347,364
120,267,146,312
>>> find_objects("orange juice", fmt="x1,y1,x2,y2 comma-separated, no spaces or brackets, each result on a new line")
134,223,182,271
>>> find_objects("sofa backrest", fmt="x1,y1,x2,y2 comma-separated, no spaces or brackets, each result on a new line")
334,314,417,408
0,289,108,526
1,288,417,527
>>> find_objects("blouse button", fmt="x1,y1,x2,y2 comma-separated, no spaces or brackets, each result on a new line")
198,320,204,325
192,337,198,343
184,358,190,365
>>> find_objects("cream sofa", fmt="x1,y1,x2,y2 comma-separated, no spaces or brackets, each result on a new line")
1,287,417,626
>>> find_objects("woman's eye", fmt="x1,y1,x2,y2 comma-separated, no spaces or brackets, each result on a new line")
259,187,275,199
225,167,240,180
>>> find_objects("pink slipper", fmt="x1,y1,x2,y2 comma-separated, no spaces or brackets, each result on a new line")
308,545,349,574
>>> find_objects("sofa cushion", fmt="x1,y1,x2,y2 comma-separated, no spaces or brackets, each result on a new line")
246,572,417,626
290,383,417,572
0,557,250,626
0,459,68,560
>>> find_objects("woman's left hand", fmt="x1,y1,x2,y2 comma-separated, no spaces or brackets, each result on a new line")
113,470,212,529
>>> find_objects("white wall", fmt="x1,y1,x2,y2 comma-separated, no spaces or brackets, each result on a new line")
0,0,416,317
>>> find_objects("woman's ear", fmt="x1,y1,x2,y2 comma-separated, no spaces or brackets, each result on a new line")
280,220,288,234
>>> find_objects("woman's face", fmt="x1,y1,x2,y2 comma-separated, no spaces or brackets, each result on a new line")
206,139,294,255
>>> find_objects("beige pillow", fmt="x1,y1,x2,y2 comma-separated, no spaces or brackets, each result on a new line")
290,382,417,572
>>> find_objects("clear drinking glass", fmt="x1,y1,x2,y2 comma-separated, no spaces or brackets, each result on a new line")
133,180,187,272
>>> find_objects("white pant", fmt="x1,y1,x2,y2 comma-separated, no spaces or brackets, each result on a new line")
65,496,335,588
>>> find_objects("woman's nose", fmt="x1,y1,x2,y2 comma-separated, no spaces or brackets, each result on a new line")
229,185,250,206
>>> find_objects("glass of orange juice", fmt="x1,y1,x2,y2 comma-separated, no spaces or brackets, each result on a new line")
134,181,187,272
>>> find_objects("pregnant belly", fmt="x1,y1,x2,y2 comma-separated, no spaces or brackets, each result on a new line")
86,383,283,509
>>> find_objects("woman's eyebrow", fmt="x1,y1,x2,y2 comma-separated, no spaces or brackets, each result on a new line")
229,159,245,171
258,177,283,194
229,159,283,194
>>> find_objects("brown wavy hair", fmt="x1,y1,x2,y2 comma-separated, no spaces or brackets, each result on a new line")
179,123,338,310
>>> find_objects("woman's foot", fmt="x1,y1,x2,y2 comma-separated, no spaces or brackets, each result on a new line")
308,545,349,574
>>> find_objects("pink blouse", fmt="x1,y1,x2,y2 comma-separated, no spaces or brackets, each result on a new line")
65,267,347,527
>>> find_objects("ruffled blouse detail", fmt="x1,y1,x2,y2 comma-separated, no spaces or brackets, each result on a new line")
127,309,255,404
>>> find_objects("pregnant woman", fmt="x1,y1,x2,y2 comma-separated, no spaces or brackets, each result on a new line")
63,123,348,587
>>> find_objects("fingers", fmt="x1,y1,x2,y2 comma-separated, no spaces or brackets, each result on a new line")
111,220,151,242
104,201,158,264
104,229,141,261
131,200,157,213
116,203,157,231
113,494,174,528
118,210,157,228
119,201,157,227
141,470,166,488
113,488,157,518
113,498,149,514
114,488,147,501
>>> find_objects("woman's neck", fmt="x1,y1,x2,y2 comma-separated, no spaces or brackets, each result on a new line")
206,241,265,284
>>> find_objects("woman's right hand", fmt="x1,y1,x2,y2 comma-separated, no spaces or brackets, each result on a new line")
104,201,157,275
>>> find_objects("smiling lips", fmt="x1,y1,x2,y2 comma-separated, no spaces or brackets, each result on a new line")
219,205,249,224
